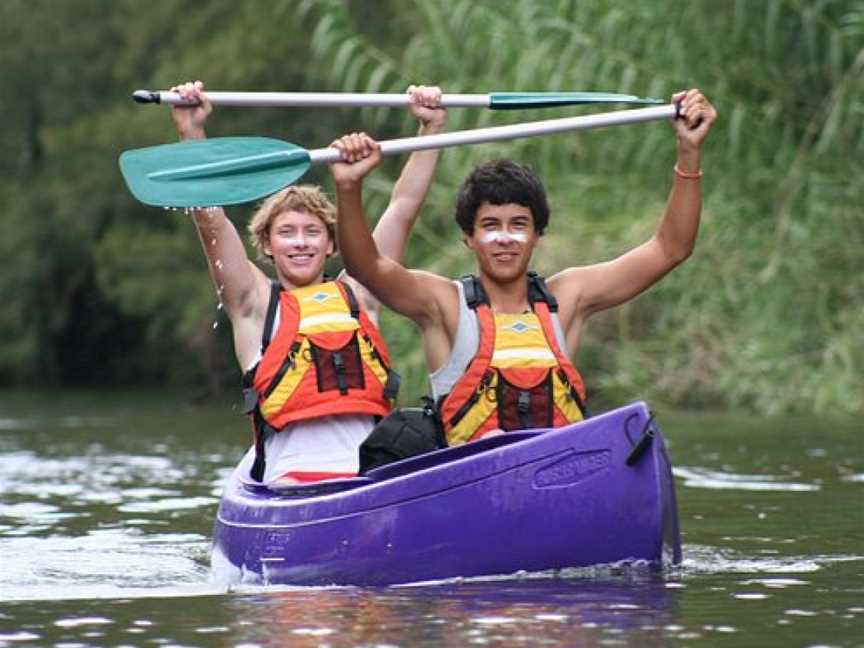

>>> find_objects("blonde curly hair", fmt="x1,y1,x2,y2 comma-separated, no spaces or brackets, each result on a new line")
247,185,337,263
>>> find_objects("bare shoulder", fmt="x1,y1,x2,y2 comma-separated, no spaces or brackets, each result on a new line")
547,265,589,304
419,270,460,329
243,261,276,321
546,264,606,330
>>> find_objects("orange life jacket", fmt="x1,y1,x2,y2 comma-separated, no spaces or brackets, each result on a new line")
438,272,586,445
242,280,399,481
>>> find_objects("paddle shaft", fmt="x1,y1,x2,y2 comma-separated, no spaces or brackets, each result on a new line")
132,90,661,109
148,105,679,182
308,104,678,164
135,90,488,107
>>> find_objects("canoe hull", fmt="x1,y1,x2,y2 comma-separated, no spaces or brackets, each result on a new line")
211,401,680,586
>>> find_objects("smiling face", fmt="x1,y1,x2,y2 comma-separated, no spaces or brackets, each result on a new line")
465,202,539,284
263,209,335,288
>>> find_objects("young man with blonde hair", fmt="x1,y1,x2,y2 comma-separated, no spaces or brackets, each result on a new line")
171,81,447,483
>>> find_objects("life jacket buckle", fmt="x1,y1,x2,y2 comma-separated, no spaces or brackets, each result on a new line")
517,390,531,414
332,351,349,394
241,387,260,415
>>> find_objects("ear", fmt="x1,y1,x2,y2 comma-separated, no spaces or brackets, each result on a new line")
262,234,272,258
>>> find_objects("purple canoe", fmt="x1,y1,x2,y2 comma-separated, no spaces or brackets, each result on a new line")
210,401,681,586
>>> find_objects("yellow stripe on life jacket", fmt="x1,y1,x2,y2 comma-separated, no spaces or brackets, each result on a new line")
260,336,313,419
294,283,360,335
358,334,387,389
552,369,584,423
447,372,499,446
490,313,557,368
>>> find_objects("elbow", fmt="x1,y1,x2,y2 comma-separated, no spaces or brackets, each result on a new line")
654,234,695,268
669,245,694,267
342,252,378,286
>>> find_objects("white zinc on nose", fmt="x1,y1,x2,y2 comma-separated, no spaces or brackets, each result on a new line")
479,230,528,245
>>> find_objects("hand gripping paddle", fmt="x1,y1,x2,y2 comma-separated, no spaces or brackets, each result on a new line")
119,104,677,208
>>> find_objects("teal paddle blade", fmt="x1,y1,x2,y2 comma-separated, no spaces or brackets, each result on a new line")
489,92,663,109
119,137,312,207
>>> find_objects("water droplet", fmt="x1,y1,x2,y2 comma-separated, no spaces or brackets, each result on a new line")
212,321,219,329
217,302,223,311
214,260,224,270
211,238,217,246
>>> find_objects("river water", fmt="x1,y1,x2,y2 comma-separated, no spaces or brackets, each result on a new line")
0,390,861,647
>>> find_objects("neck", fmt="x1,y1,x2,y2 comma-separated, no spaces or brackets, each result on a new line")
277,270,326,291
478,272,529,313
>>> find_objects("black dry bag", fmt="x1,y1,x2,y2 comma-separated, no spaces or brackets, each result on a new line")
358,399,446,474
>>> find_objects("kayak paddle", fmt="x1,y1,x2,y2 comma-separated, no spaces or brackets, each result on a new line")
119,104,677,208
132,90,663,110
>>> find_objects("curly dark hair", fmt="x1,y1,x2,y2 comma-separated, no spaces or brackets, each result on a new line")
454,159,550,235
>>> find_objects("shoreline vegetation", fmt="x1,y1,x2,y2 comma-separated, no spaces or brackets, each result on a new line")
1,0,861,415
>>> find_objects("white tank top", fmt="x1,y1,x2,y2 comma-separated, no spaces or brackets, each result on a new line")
240,302,373,486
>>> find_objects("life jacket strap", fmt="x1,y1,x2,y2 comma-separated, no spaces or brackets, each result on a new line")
262,280,283,352
557,368,589,417
459,275,488,310
383,369,401,401
340,280,361,320
363,332,401,401
527,270,558,312
262,340,303,399
249,410,278,482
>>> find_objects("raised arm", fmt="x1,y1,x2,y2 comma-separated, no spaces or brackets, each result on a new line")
550,89,718,323
329,134,454,330
371,85,448,262
171,81,270,367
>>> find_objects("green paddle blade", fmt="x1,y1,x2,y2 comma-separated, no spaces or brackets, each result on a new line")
489,92,663,109
118,137,311,207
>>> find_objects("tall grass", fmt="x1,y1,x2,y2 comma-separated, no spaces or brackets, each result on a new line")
300,0,864,415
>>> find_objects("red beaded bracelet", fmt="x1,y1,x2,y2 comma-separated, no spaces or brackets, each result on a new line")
674,163,703,180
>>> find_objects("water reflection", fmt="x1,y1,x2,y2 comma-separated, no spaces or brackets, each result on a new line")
223,578,678,647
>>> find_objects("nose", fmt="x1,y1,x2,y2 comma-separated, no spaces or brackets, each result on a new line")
482,230,525,246
290,232,309,248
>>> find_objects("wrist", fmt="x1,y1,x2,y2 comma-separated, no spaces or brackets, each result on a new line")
418,121,445,136
675,147,701,173
334,178,362,193
179,128,207,141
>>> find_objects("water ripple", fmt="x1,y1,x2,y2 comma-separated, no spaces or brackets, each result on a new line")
674,467,820,492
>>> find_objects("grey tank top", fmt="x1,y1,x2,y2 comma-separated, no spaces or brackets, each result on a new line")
428,280,570,400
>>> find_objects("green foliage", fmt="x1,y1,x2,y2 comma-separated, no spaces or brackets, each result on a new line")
0,0,860,416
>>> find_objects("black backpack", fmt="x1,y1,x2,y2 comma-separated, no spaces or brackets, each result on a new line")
358,398,447,474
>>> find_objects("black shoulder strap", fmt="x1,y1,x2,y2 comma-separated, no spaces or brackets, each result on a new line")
261,280,282,352
339,280,361,320
458,274,489,310
527,270,558,313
